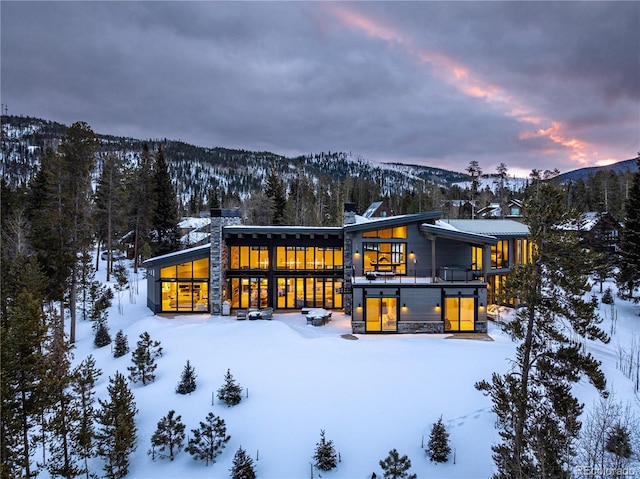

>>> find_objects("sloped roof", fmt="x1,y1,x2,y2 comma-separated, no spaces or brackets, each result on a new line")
344,212,441,233
442,219,530,238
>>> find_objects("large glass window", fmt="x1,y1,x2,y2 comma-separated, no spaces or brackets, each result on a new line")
365,297,397,332
444,296,475,331
514,239,533,265
472,246,483,271
229,246,269,270
229,277,268,309
491,240,509,269
362,226,407,239
274,276,343,309
275,246,343,270
160,258,209,313
363,242,407,274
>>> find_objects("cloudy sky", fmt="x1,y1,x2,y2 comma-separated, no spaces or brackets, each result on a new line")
2,1,638,176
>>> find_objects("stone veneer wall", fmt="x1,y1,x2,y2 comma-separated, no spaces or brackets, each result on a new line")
343,203,357,316
352,321,487,334
210,209,242,314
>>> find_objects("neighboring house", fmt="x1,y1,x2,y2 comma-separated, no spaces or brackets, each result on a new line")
361,201,394,219
506,199,524,220
476,202,502,218
178,216,211,246
144,206,530,334
579,212,621,253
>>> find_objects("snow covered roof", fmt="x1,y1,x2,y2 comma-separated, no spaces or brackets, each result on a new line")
142,243,211,267
442,219,529,238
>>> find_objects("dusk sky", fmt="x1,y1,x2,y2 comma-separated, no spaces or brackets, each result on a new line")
2,1,638,176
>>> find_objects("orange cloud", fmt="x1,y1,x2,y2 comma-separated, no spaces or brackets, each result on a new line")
324,3,608,168
519,122,589,164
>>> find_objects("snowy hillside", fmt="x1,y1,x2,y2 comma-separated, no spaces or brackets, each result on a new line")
53,253,640,479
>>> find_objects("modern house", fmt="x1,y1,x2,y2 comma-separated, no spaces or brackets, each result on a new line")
144,205,530,334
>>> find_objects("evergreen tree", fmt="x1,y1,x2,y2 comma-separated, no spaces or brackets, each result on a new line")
0,255,48,478
476,179,609,479
230,446,256,479
185,412,230,466
379,449,416,479
71,355,102,479
176,360,197,395
148,410,185,461
605,423,632,460
128,332,163,385
617,156,640,301
43,315,81,478
94,320,112,348
151,145,180,256
427,415,451,463
95,372,138,479
217,369,243,406
129,143,155,272
264,168,287,225
58,122,99,344
95,153,128,282
313,429,337,471
113,330,129,358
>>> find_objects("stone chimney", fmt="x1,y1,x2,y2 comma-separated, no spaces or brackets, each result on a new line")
209,209,242,314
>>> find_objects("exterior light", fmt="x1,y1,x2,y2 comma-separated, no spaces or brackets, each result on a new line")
402,303,407,310
480,302,484,308
357,303,362,309
436,303,440,309
354,248,360,256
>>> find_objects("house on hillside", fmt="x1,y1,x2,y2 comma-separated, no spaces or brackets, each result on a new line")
579,211,621,253
144,204,530,334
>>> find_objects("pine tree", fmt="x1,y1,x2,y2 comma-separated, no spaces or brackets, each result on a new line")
113,330,129,358
313,429,337,471
379,449,416,479
148,410,185,461
605,423,632,459
59,122,100,343
476,179,609,479
151,145,180,256
617,156,640,300
129,143,155,272
427,415,451,463
43,315,82,478
230,446,256,479
185,412,230,465
94,320,112,348
128,332,162,385
217,369,243,406
95,372,138,479
0,255,48,478
264,168,287,225
95,153,128,282
176,360,197,395
71,355,102,479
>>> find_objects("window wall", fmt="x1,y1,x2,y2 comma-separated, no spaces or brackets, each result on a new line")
229,277,269,309
160,258,209,312
275,277,343,309
275,246,343,270
491,240,509,269
363,242,407,274
229,246,269,269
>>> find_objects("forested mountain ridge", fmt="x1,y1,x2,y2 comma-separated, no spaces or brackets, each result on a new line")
2,115,465,207
2,114,636,222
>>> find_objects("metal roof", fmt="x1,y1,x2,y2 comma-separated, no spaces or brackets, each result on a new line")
344,212,441,233
142,243,211,267
442,219,530,238
420,224,498,245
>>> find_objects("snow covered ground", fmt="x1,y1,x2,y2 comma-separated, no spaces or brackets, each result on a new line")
65,256,640,479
